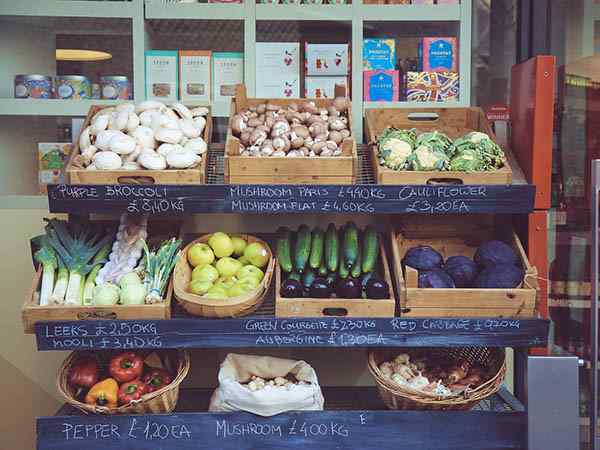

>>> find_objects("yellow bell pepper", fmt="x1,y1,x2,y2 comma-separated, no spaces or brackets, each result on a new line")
84,378,118,408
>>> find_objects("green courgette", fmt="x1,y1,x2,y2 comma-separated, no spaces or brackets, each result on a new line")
325,223,339,272
294,225,311,273
343,221,359,269
309,227,324,270
276,227,293,273
351,234,362,278
362,226,379,273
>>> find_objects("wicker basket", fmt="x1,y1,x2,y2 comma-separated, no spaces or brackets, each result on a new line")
58,350,190,415
173,234,275,318
368,347,506,411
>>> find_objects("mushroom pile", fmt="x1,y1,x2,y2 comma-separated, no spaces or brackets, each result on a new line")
378,353,489,397
230,97,351,157
242,375,308,392
75,101,208,171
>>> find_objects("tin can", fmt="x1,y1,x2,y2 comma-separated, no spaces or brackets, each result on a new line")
14,75,53,99
91,83,102,99
100,75,130,100
55,75,91,100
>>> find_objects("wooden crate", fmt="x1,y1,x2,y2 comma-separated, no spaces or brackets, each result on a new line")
390,218,538,318
365,107,513,185
225,84,357,184
22,219,181,333
66,104,212,185
275,238,396,318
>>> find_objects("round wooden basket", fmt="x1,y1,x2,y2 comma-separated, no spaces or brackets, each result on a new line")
57,349,190,415
368,347,506,411
173,234,275,318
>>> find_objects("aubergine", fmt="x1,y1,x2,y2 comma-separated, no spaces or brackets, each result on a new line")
336,277,362,298
310,277,331,298
280,279,303,298
365,277,389,299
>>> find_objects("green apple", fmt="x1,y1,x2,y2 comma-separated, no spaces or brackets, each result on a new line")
227,282,253,298
192,264,219,283
204,286,228,299
237,276,260,290
236,265,264,282
215,257,242,278
215,276,236,290
189,279,213,295
208,232,234,258
243,242,270,268
237,255,250,265
231,236,247,257
187,243,215,267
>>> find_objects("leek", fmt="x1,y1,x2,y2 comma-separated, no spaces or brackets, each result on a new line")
34,241,57,306
83,243,112,306
50,257,68,304
143,238,182,304
45,219,113,305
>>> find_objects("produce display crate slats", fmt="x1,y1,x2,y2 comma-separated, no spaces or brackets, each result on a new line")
391,217,539,318
365,107,513,185
66,104,212,185
275,238,396,318
224,85,358,185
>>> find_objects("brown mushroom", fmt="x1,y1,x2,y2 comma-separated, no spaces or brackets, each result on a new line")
248,117,264,128
250,129,268,146
257,124,271,134
328,117,347,131
300,112,312,123
288,102,299,112
325,140,338,151
240,130,252,146
256,103,267,114
292,125,310,139
271,119,291,137
302,101,318,115
265,116,276,128
314,132,328,142
231,114,247,135
272,135,291,153
311,141,326,155
266,103,280,112
309,122,328,138
299,146,310,156
340,129,351,139
289,132,304,149
328,130,343,145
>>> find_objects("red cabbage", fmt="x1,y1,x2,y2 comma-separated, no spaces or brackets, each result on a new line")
474,240,519,268
418,268,455,288
443,255,478,288
403,245,443,271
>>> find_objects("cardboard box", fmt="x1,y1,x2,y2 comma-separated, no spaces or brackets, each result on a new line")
305,43,349,76
305,76,348,99
256,42,300,98
145,50,178,102
212,52,244,103
179,50,211,102
422,37,458,72
406,71,459,102
363,38,396,70
38,142,72,193
363,70,399,101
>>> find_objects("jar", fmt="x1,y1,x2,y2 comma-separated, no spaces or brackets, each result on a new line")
14,75,53,99
100,75,130,100
55,75,91,100
91,83,102,99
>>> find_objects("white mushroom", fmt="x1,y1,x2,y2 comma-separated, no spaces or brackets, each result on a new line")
135,100,164,114
138,150,167,170
192,116,206,134
152,113,179,132
126,112,140,133
155,128,183,144
171,102,192,119
95,130,121,151
91,107,114,122
109,133,136,155
184,137,207,155
166,147,200,169
109,110,130,131
81,145,98,165
116,102,135,113
122,161,141,171
190,106,209,117
124,146,142,163
93,151,122,170
131,126,156,148
157,143,176,157
79,126,92,150
163,108,179,120
139,109,160,128
90,115,110,135
179,118,203,139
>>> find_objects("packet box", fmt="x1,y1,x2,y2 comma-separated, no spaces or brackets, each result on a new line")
145,50,178,102
305,43,349,76
363,70,399,101
256,42,300,98
212,52,244,103
179,50,211,102
38,143,72,193
363,38,396,70
305,76,348,99
406,71,459,102
422,37,457,72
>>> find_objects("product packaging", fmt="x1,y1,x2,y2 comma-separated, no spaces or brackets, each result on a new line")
212,52,244,103
145,50,178,102
436,0,460,4
38,143,72,193
422,37,458,72
363,70,399,101
256,42,300,98
179,50,211,102
406,71,459,102
363,38,396,70
305,43,349,76
411,0,434,3
304,76,348,98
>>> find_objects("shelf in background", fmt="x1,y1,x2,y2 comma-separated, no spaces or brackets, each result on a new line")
45,144,536,216
256,4,353,21
360,4,461,21
38,387,526,450
0,99,122,117
0,0,138,18
146,1,247,20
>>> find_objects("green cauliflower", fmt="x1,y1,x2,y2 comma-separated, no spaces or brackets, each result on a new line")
408,144,449,171
377,127,416,170
449,148,483,172
415,131,453,156
452,131,507,171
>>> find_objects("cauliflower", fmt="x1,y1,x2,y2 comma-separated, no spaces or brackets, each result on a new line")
449,148,483,171
409,144,449,171
467,131,490,144
381,138,413,170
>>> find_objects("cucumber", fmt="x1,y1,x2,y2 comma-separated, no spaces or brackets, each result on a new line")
302,268,316,290
309,227,324,270
294,225,311,273
288,271,301,282
339,244,349,279
318,255,328,277
351,234,362,278
325,223,339,272
343,222,359,269
362,226,379,273
276,227,293,273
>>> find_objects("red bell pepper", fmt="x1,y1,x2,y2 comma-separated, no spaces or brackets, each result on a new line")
117,379,147,405
142,369,173,393
68,357,99,398
108,352,144,383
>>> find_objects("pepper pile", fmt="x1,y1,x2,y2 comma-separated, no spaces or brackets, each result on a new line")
68,352,173,408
